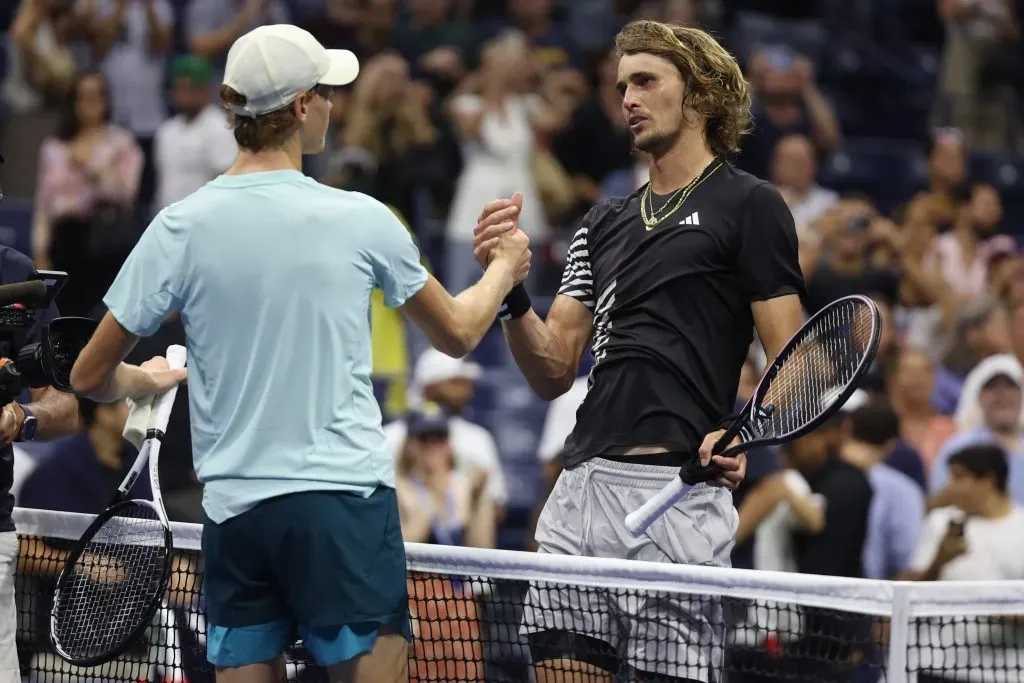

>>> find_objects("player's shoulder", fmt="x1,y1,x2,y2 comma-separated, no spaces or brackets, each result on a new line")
716,164,786,212
302,183,404,224
576,190,641,241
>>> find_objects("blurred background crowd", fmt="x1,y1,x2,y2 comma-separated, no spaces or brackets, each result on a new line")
2,0,1024,602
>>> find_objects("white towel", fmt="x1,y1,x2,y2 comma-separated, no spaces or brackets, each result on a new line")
123,396,154,451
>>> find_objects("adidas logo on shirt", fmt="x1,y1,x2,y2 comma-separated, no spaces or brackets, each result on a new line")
679,212,700,226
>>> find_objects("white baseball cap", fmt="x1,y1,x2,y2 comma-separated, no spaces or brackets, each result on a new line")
412,349,482,391
223,24,359,117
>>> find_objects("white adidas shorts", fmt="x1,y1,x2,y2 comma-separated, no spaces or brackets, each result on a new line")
521,458,737,682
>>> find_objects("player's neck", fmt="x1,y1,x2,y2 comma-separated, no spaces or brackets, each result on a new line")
647,135,715,195
225,137,303,175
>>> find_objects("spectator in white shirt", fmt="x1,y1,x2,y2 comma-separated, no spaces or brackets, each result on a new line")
771,133,838,247
153,55,236,210
908,443,1024,581
383,349,506,516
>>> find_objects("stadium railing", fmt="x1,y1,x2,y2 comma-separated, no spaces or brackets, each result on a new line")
10,507,1024,683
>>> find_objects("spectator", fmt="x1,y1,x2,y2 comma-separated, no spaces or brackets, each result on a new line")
392,0,475,87
916,129,968,228
800,203,901,315
444,30,568,292
936,0,1020,150
32,70,143,318
552,46,635,213
737,44,840,179
334,51,445,226
840,400,925,580
78,0,174,212
152,55,236,211
505,0,583,70
888,348,956,475
397,405,487,683
771,133,838,245
932,297,1012,415
908,443,1024,581
18,398,148,514
301,0,397,60
383,349,507,517
735,439,823,573
937,354,1024,504
186,0,290,82
2,0,81,199
926,181,1012,303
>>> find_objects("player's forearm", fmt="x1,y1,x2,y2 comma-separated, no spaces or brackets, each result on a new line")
73,363,152,403
444,264,515,356
502,311,577,400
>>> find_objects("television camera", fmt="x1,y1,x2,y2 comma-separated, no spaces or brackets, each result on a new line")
0,271,97,406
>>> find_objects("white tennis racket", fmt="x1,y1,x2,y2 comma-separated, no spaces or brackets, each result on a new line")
51,345,187,666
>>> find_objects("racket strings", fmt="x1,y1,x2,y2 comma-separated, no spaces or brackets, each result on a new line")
756,300,876,440
53,504,170,660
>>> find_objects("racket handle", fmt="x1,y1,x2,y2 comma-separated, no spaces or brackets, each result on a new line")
150,345,186,431
625,477,693,537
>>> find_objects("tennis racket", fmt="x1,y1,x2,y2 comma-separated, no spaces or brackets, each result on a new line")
51,344,187,666
625,295,881,537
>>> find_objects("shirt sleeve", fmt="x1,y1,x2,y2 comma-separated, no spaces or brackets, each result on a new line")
737,183,805,302
103,209,187,337
892,483,926,575
365,203,428,308
909,509,952,573
557,219,595,310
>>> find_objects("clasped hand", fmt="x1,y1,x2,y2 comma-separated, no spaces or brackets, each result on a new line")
473,192,532,285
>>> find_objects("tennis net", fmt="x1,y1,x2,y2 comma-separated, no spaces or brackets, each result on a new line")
10,507,1024,683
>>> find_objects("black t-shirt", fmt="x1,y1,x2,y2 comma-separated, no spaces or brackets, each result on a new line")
0,246,60,532
558,162,805,468
793,457,873,578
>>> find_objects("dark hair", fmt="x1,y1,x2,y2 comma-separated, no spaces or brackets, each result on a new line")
849,400,900,447
54,71,111,142
948,444,1009,492
219,85,302,152
614,20,752,158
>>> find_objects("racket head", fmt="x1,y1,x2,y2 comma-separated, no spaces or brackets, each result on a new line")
723,295,881,454
50,499,173,666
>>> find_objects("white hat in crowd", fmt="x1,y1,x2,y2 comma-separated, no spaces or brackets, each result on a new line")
223,24,359,117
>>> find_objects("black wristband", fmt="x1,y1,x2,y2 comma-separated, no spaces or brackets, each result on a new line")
499,284,532,321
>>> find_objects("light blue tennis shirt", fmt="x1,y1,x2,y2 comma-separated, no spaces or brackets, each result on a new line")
104,170,429,523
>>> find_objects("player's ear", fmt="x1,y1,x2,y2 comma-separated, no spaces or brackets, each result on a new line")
294,92,311,121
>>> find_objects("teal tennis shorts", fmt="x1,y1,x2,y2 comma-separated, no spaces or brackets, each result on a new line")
201,488,411,668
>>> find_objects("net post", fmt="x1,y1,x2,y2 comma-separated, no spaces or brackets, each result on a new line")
887,582,911,683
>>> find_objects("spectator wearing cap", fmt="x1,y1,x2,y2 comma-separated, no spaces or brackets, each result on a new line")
383,349,507,517
908,444,1024,582
933,354,1024,505
152,55,237,211
932,297,1012,415
839,399,925,580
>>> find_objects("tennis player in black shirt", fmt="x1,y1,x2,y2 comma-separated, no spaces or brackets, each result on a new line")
473,20,806,683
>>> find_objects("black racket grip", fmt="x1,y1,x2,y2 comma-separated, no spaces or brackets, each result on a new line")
679,454,728,485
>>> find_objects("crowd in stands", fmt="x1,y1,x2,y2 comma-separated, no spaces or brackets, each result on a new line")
1,0,1024,626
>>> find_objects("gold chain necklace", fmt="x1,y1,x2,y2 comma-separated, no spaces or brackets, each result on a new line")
641,159,723,230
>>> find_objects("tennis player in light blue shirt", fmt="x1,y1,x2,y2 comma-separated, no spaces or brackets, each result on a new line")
70,24,531,683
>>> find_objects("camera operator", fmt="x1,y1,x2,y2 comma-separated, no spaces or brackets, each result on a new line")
0,155,80,682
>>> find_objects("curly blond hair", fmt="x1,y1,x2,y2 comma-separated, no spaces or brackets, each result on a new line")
615,20,752,158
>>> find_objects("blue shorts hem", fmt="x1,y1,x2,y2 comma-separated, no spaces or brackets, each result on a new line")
303,614,412,666
207,621,291,668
